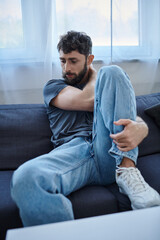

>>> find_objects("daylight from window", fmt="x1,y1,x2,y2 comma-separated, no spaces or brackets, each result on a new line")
0,0,138,50
0,0,23,49
56,0,139,46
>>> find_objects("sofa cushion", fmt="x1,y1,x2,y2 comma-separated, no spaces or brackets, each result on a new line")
136,93,160,157
0,171,22,240
137,153,160,193
68,185,118,219
107,183,131,212
0,104,53,170
145,103,160,128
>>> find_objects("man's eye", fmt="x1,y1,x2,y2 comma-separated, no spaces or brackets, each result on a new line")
71,60,77,64
60,60,65,64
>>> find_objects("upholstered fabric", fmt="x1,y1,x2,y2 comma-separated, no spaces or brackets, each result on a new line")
137,153,160,193
145,103,160,128
68,185,118,219
0,171,22,240
136,93,160,157
0,104,53,169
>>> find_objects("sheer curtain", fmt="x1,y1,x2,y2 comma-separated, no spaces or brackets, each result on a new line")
0,0,160,104
0,0,57,104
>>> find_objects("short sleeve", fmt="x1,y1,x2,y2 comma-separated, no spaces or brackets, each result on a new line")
43,79,68,107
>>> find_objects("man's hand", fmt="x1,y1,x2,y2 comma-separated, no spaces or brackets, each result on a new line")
110,118,148,152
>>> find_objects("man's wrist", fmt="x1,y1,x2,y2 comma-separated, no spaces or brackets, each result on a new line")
138,121,149,138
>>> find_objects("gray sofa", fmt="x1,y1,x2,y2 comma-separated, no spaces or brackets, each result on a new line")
0,92,160,240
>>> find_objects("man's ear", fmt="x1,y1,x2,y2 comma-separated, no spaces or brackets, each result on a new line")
87,54,94,65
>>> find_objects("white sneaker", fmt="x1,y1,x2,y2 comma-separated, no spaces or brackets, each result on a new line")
116,167,160,210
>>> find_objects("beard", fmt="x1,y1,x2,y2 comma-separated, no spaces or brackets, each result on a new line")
62,61,87,86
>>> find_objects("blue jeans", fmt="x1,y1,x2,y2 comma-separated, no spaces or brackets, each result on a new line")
11,65,138,226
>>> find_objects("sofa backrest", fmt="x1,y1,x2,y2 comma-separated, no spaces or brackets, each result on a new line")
137,92,160,157
0,104,53,170
0,93,160,170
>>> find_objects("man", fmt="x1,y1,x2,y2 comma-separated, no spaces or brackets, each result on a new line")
11,31,160,227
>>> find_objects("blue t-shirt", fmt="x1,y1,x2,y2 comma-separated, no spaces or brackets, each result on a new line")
43,79,93,148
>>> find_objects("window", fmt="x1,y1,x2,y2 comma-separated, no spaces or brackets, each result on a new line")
0,0,25,61
0,0,23,49
56,0,139,47
0,0,53,62
55,0,139,60
0,0,159,62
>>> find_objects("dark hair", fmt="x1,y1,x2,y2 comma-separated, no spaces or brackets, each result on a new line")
57,31,92,57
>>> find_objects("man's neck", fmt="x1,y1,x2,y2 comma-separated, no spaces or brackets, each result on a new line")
77,69,89,88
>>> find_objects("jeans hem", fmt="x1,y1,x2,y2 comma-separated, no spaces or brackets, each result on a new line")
109,148,137,166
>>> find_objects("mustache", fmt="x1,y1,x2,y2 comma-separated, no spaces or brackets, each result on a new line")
63,72,76,78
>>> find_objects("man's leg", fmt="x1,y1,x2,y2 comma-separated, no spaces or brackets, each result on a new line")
11,137,97,226
92,65,160,209
92,65,137,184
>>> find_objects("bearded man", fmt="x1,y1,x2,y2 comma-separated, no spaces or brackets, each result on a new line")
11,31,160,227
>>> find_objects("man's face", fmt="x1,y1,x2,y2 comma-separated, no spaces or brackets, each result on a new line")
59,50,88,86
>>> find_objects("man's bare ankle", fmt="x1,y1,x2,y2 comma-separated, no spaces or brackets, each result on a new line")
119,157,136,168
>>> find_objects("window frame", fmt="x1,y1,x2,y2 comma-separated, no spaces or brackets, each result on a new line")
93,0,153,61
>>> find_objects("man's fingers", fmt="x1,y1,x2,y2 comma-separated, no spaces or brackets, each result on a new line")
113,139,128,147
113,139,136,151
110,132,124,140
114,119,131,126
110,132,128,142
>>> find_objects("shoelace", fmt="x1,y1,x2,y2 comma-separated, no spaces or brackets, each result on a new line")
117,167,148,194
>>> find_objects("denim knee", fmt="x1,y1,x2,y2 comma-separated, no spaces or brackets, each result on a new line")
11,162,61,201
97,65,130,89
11,163,39,201
11,162,74,226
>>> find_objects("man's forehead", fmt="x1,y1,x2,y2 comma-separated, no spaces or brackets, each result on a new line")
59,50,85,59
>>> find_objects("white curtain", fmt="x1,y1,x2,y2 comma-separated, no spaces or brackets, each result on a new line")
0,0,57,104
0,0,160,104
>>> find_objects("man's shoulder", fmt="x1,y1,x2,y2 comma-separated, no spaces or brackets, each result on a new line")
45,78,66,87
44,78,68,93
43,78,69,106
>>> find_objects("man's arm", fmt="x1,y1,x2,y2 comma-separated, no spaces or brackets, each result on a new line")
110,117,148,152
51,66,96,112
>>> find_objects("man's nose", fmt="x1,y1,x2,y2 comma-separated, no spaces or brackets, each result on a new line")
64,62,71,72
